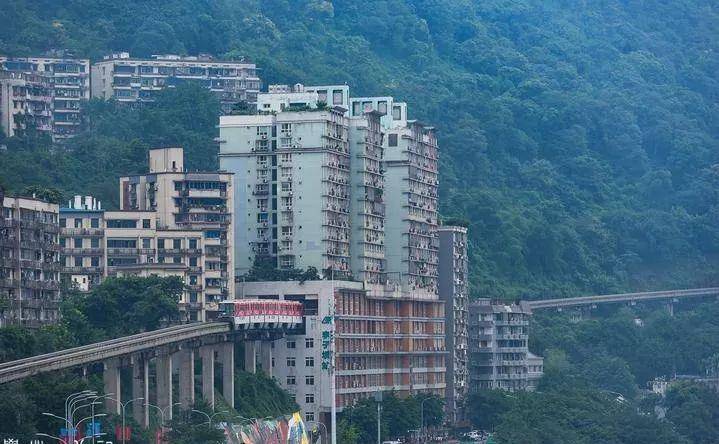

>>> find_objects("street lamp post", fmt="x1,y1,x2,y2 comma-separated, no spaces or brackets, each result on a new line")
106,396,144,444
146,401,181,425
35,433,65,443
66,391,96,441
191,409,229,429
89,393,114,444
420,397,432,440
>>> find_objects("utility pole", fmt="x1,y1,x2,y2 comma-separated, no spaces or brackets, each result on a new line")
374,391,383,444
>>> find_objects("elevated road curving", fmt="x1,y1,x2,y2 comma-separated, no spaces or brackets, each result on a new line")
0,322,230,384
527,287,719,310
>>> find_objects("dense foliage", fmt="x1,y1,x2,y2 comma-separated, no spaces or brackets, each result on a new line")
1,0,717,298
473,301,719,443
338,393,443,443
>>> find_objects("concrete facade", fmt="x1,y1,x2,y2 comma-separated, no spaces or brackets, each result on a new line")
219,106,352,277
0,56,90,140
91,52,260,112
119,147,235,319
59,196,105,291
237,280,446,428
220,84,440,295
438,226,469,421
0,194,61,327
468,299,543,392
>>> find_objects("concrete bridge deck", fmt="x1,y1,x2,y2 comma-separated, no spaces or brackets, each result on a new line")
527,287,719,310
0,322,231,384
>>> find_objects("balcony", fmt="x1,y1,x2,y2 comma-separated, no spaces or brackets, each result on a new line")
63,266,104,274
62,228,104,237
21,279,60,290
61,247,104,256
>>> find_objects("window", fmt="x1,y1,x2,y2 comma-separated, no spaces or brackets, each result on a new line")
392,105,402,120
378,101,388,115
305,412,315,422
60,238,66,247
287,340,296,349
189,238,198,249
352,101,361,116
91,238,99,248
333,90,343,105
157,239,165,249
189,257,198,267
74,238,82,248
316,90,328,103
142,238,151,249
106,219,137,229
90,218,99,228
305,394,315,404
281,182,292,192
173,239,181,249
305,375,314,385
91,257,99,267
142,219,151,229
107,239,136,248
388,133,398,147
74,218,82,228
173,256,181,264
305,357,314,367
287,357,296,367
74,256,82,267
305,338,314,348
59,218,66,228
286,376,296,385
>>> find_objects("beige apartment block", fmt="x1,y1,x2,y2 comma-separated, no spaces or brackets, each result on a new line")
91,52,260,112
119,148,234,318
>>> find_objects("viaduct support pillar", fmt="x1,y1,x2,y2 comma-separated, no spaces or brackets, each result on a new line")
200,346,215,409
178,348,195,409
103,358,121,415
156,354,173,421
260,341,273,378
219,342,235,408
244,341,257,374
132,356,149,428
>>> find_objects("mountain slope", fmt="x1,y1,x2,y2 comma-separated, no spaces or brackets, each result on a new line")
1,0,718,298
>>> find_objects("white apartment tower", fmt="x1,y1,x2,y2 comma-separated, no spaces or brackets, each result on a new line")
383,121,439,295
219,98,352,277
348,111,386,284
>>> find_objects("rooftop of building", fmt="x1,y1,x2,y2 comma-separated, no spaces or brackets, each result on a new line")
98,52,255,66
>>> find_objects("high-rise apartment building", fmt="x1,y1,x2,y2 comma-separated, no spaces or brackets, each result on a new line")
119,148,235,318
0,56,90,140
0,192,61,327
220,84,439,292
438,225,469,421
348,111,386,284
59,196,106,291
383,121,440,296
91,52,260,112
219,101,352,277
237,280,446,427
468,299,543,392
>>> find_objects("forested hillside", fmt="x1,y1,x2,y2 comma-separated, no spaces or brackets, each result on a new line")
1,0,718,298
